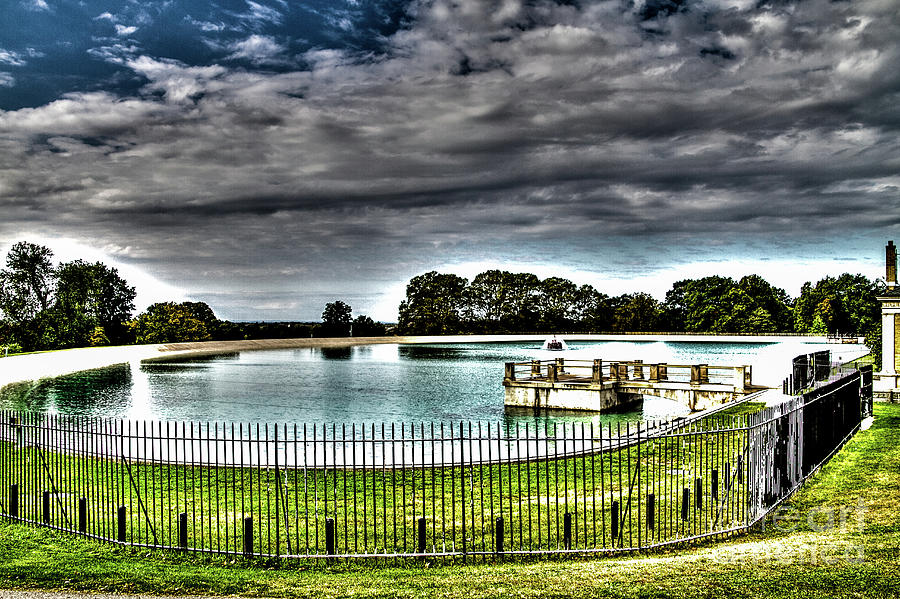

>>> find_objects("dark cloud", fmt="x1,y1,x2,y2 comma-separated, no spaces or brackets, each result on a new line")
0,0,898,319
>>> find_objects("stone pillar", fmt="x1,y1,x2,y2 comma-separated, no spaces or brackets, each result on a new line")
633,360,644,380
881,306,898,375
876,241,900,390
592,359,603,384
504,362,516,382
691,364,708,385
531,360,541,376
548,363,558,383
608,362,619,381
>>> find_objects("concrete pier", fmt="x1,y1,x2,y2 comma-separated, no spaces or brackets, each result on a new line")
503,358,765,412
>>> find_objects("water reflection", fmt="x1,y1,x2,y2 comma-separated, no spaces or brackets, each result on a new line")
0,340,870,426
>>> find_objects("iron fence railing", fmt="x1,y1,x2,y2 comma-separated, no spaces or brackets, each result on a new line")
0,367,870,561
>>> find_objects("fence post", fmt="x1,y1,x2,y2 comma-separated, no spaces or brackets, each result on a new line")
695,478,703,511
417,517,427,555
42,491,51,524
117,506,126,543
325,517,335,556
712,470,719,501
243,516,253,557
78,498,87,533
179,512,188,550
646,494,655,532
495,517,504,554
611,501,619,545
681,489,690,521
9,484,18,518
563,513,572,550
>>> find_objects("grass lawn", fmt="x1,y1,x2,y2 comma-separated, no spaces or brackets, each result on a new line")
0,403,897,599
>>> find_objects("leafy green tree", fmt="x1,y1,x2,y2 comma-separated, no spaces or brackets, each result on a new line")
535,276,579,330
320,300,353,337
794,274,878,335
736,275,792,331
130,302,213,344
0,242,56,350
397,271,468,335
611,293,664,332
51,260,136,347
572,284,612,332
664,276,736,332
352,315,386,337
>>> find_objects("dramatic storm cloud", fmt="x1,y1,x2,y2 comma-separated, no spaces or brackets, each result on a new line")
1,0,898,320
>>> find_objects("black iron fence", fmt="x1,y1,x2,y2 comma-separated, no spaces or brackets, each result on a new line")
0,367,871,561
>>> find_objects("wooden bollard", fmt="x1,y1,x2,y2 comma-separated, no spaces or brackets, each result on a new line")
179,512,188,549
243,516,253,557
117,506,127,543
9,484,18,518
325,517,336,555
611,501,620,544
78,498,87,533
417,517,427,554
712,469,719,500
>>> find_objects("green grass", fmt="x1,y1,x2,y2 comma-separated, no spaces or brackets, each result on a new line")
0,404,897,598
0,413,754,557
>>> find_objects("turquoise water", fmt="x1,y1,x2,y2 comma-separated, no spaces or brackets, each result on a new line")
0,340,868,426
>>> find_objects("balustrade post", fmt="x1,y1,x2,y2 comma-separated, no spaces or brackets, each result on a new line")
548,363,558,383
633,360,644,380
592,359,603,384
504,362,516,382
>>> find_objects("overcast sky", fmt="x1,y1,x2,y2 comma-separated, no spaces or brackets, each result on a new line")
1,0,898,321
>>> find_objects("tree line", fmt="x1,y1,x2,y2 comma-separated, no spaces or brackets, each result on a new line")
0,242,884,363
396,269,882,340
0,242,384,353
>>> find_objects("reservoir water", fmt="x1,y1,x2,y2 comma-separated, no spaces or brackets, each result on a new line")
0,339,868,427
